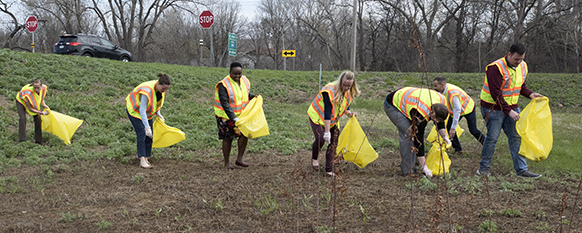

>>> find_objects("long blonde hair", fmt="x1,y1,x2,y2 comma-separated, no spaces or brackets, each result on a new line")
330,71,360,104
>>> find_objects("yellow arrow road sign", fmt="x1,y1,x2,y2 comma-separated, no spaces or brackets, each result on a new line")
282,50,296,57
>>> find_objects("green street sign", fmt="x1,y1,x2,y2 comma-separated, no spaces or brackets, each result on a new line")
228,33,237,56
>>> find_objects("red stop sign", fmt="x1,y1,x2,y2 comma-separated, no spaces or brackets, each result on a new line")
199,11,214,29
26,16,38,32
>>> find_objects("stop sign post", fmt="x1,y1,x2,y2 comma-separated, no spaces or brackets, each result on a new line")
26,16,38,53
199,10,215,66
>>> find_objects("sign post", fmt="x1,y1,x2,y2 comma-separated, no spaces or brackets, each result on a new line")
199,11,215,66
26,16,38,53
228,33,237,56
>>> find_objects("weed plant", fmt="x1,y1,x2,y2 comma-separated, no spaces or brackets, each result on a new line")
253,193,279,215
478,219,498,232
406,176,437,191
0,176,20,193
96,219,112,229
58,212,80,223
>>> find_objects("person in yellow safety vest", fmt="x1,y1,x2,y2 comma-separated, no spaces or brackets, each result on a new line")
478,43,544,178
307,71,360,176
383,87,450,177
433,76,484,154
126,73,171,169
214,62,258,170
16,79,49,144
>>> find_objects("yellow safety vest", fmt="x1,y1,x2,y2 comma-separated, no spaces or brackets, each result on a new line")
126,80,165,120
214,75,251,119
307,82,352,126
16,84,47,116
444,83,474,116
480,57,527,105
392,87,446,121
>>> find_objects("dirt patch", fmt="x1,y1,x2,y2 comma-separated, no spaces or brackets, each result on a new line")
1,148,580,232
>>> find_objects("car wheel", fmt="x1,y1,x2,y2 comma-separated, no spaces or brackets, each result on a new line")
82,52,92,57
120,56,130,62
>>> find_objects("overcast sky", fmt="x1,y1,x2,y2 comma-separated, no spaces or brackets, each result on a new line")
238,0,260,20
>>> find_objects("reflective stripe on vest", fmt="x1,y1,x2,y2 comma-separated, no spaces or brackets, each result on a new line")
125,80,165,120
445,84,474,115
214,75,250,119
15,84,47,116
307,83,352,126
392,87,445,121
480,57,527,105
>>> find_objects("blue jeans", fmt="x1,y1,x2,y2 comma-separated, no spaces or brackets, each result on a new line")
480,107,528,174
127,110,153,158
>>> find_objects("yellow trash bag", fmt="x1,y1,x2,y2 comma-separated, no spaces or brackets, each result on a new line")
41,109,83,145
516,97,553,162
336,117,378,168
152,118,185,148
235,95,270,139
426,141,451,176
425,118,463,176
426,118,464,144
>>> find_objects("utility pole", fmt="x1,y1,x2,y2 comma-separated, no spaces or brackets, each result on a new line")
283,36,286,71
350,0,357,71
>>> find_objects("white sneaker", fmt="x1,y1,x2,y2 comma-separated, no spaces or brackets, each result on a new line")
312,159,319,170
139,158,152,169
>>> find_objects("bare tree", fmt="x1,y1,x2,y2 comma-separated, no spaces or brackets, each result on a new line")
250,0,292,70
89,0,203,62
1,0,25,49
148,8,200,65
209,0,247,67
23,0,93,34
376,0,462,72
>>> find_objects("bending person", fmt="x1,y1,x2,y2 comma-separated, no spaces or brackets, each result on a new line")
433,76,484,154
16,79,49,144
126,73,171,169
307,71,360,176
384,87,450,177
214,62,257,169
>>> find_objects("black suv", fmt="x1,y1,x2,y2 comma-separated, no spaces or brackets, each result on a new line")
54,34,133,62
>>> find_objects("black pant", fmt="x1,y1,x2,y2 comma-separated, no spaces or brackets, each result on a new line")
445,109,484,152
16,100,42,143
310,119,339,173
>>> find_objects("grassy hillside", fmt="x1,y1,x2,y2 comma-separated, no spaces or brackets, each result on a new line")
0,49,581,173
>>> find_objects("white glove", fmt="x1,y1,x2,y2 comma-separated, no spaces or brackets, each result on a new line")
145,127,153,138
41,111,49,115
233,117,239,122
423,165,433,177
156,112,164,121
443,136,451,145
323,132,331,143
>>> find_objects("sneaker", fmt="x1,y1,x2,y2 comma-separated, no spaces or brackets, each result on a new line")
476,169,491,176
312,159,319,170
517,171,542,178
